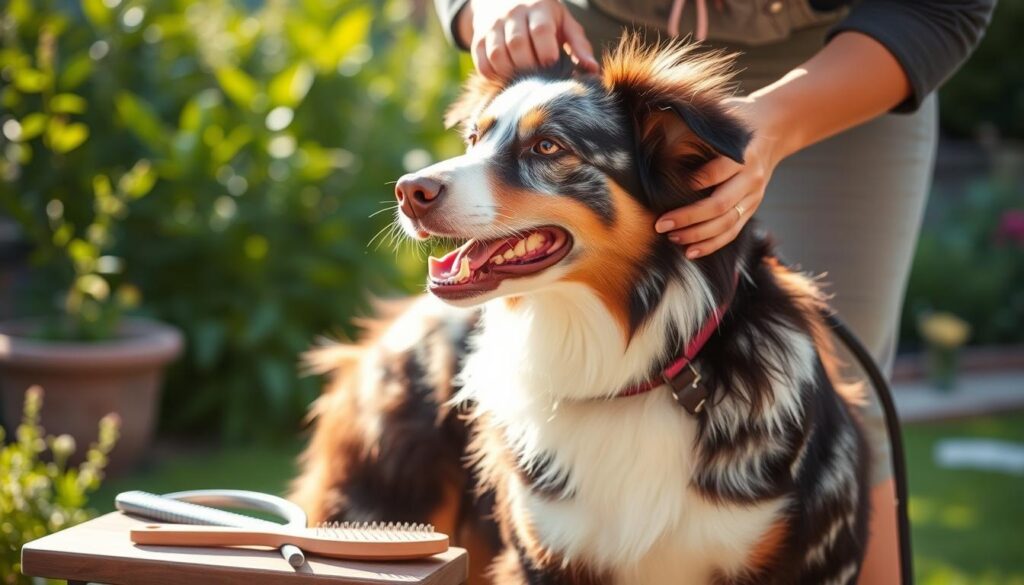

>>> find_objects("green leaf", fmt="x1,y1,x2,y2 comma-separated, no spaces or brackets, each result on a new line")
241,302,280,346
212,125,253,164
193,320,226,370
323,7,372,69
268,62,314,108
118,159,157,198
257,359,293,413
59,54,93,90
18,113,48,141
50,93,88,114
115,91,167,152
178,89,221,131
7,0,33,25
67,239,99,265
13,68,50,93
81,0,111,27
46,119,89,153
215,66,261,111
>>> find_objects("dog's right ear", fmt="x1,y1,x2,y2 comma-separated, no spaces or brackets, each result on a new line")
602,35,751,213
444,73,505,130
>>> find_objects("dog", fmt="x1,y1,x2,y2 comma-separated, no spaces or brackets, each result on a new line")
291,36,870,585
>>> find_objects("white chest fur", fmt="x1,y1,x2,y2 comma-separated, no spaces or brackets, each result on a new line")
456,283,791,584
502,392,784,585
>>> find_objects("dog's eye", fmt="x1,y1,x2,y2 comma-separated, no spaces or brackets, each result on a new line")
466,132,479,147
532,139,561,156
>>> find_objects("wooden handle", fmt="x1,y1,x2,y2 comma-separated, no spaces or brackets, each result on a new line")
130,524,449,561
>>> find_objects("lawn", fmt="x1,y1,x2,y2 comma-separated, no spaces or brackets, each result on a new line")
92,414,1024,584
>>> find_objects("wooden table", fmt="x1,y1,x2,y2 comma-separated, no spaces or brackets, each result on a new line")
21,512,468,585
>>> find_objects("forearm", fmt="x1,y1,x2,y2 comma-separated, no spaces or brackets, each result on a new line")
746,31,911,162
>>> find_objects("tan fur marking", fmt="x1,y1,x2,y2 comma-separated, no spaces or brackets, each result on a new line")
602,34,739,105
745,516,789,574
518,107,547,137
488,179,657,340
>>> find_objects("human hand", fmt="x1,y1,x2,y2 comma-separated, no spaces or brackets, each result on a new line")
455,0,599,80
654,97,790,259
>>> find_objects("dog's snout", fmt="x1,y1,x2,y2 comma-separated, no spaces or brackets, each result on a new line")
395,174,444,218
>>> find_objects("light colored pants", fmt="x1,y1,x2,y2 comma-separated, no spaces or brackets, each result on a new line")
568,0,940,485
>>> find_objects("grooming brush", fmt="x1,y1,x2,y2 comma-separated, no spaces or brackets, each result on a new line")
130,521,449,561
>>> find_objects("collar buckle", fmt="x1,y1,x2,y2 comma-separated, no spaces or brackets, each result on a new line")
664,361,709,415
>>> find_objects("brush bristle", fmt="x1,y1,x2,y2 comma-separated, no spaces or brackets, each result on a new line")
314,520,436,538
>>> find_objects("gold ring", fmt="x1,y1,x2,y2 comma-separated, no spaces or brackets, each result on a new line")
734,204,745,220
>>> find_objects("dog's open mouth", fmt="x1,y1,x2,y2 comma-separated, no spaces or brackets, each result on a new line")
427,226,572,300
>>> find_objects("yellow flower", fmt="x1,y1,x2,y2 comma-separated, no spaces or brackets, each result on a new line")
918,312,971,349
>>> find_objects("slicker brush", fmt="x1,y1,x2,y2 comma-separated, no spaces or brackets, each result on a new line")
130,520,449,561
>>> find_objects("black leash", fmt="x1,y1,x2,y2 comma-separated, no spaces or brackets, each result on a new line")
823,309,914,585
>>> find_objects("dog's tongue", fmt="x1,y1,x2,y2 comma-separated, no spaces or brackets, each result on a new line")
428,238,509,280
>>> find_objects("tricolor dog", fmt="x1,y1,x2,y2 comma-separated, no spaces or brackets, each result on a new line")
292,37,870,585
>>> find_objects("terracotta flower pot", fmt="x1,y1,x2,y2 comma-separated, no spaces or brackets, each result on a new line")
0,317,182,472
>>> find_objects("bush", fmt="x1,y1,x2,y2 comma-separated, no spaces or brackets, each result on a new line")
0,387,119,584
0,0,468,440
939,0,1024,140
901,178,1024,348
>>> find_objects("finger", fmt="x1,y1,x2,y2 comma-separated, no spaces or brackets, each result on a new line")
527,7,560,66
472,38,497,79
682,194,760,258
691,156,742,191
666,205,741,245
505,13,539,71
560,13,598,71
655,170,748,231
484,27,515,79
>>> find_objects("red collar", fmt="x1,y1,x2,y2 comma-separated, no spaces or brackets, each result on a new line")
615,281,736,415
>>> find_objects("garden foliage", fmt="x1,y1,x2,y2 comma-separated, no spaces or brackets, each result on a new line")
0,0,467,440
0,387,119,584
0,0,1018,442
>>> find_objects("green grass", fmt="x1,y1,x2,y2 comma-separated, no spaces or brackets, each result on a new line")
88,415,1024,584
906,414,1024,585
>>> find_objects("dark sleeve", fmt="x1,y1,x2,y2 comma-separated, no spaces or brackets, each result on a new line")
434,0,472,50
827,0,996,112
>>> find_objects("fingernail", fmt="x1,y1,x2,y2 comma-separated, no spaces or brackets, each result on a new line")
686,248,701,259
655,220,675,233
669,235,681,243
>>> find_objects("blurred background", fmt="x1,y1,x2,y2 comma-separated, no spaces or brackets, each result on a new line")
0,1,1021,584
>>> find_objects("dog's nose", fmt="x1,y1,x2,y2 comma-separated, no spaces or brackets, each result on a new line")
395,174,444,218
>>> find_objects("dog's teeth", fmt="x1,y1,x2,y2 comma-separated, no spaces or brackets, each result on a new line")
526,233,544,252
492,255,505,265
503,249,515,261
514,240,527,256
453,257,471,283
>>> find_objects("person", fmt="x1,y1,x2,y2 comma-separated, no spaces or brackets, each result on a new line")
432,0,996,582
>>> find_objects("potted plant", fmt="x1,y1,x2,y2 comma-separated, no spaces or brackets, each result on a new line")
0,164,180,471
917,311,972,392
0,13,182,470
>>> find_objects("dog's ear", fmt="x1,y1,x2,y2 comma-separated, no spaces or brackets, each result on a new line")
444,73,505,130
602,35,751,211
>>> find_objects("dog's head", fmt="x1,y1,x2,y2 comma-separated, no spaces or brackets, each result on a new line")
395,36,751,332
